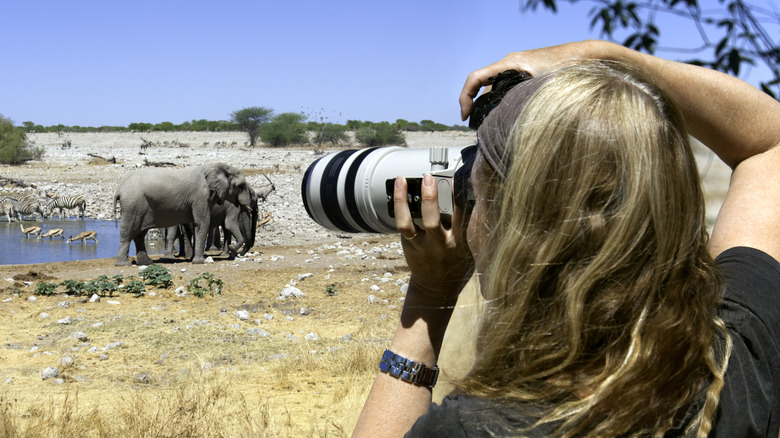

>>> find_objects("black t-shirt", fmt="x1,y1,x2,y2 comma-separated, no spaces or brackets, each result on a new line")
407,247,780,437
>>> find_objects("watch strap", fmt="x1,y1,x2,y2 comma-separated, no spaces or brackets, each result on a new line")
378,349,439,388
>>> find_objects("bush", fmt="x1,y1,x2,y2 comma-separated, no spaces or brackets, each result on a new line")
189,272,223,298
260,113,308,147
0,115,43,164
354,122,405,147
34,282,58,296
140,264,173,288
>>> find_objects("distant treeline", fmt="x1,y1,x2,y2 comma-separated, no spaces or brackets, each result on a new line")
19,119,471,133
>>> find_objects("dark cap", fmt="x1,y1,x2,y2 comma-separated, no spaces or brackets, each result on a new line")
476,75,550,180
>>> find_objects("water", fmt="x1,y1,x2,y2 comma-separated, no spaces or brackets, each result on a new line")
0,219,165,265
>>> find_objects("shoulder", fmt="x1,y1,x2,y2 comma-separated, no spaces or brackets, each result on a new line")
714,247,780,436
406,395,549,437
716,246,780,337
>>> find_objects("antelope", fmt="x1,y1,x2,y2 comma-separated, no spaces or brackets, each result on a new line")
38,228,64,240
20,224,41,238
256,174,276,202
66,231,98,245
257,211,274,227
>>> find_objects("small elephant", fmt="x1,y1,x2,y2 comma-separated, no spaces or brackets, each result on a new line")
113,163,252,266
164,185,259,259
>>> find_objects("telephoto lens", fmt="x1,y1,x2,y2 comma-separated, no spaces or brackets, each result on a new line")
301,146,472,233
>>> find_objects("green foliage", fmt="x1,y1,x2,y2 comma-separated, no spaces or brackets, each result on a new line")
260,112,308,147
522,0,779,98
232,107,274,146
60,279,86,296
140,264,173,288
355,122,406,147
324,284,338,296
189,272,223,298
0,115,43,165
34,282,58,296
84,275,121,297
124,278,146,297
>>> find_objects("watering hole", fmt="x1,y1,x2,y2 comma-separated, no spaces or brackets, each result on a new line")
0,219,165,265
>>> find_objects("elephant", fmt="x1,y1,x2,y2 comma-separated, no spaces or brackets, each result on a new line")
113,162,252,266
164,185,259,259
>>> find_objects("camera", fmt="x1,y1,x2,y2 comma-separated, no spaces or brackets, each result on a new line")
301,145,473,233
301,69,530,234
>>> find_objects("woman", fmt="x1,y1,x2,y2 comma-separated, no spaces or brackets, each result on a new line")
353,40,780,437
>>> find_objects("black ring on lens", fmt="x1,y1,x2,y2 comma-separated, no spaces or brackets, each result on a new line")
343,147,379,233
320,150,360,233
301,156,323,222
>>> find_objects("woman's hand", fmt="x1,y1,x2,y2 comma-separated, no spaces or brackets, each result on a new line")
393,174,474,304
459,40,607,121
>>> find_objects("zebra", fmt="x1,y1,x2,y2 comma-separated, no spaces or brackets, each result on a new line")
46,195,86,219
8,197,45,221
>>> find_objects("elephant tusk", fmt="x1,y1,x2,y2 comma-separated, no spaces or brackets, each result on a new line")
242,204,252,212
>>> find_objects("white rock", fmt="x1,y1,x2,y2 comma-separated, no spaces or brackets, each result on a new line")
41,367,60,380
235,310,250,321
279,286,305,299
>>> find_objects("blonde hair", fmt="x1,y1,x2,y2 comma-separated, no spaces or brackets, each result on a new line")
459,61,730,437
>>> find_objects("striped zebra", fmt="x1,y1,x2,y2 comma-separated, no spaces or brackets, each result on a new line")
46,195,86,219
9,197,45,221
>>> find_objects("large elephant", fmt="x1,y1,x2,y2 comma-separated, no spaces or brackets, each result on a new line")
164,185,259,259
113,163,251,266
165,185,259,258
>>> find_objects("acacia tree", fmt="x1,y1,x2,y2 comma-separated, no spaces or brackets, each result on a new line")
524,0,780,98
231,107,273,146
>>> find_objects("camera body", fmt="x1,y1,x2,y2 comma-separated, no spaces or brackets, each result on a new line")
302,145,471,233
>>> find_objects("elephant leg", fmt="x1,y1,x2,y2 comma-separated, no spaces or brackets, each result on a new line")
134,233,153,266
192,221,208,264
179,224,195,259
163,225,178,259
116,226,134,266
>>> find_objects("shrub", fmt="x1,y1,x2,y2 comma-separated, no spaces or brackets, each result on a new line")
140,264,173,288
0,115,43,164
124,278,146,297
60,279,87,296
34,282,58,296
354,122,405,147
189,272,223,298
260,113,308,147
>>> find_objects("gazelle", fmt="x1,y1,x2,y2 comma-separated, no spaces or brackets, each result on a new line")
66,230,98,245
19,223,41,238
38,228,64,240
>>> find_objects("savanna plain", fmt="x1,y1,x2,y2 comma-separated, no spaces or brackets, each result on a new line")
0,131,732,437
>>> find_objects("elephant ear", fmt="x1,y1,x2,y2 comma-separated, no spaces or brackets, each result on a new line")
204,163,231,204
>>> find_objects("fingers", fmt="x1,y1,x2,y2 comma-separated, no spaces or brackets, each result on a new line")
394,174,445,241
420,174,442,234
393,176,417,240
459,69,496,121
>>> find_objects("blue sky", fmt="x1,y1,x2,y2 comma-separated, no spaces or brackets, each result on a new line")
1,0,774,128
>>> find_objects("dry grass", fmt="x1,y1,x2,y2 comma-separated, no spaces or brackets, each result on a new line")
0,238,405,437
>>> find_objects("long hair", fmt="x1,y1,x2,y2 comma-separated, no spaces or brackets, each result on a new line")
457,61,730,437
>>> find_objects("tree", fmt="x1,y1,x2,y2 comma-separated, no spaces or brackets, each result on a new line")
260,112,308,147
0,115,43,164
523,0,780,98
231,107,273,146
355,122,406,147
302,107,346,154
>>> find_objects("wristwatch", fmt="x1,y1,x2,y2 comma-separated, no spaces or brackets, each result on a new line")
379,349,439,388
